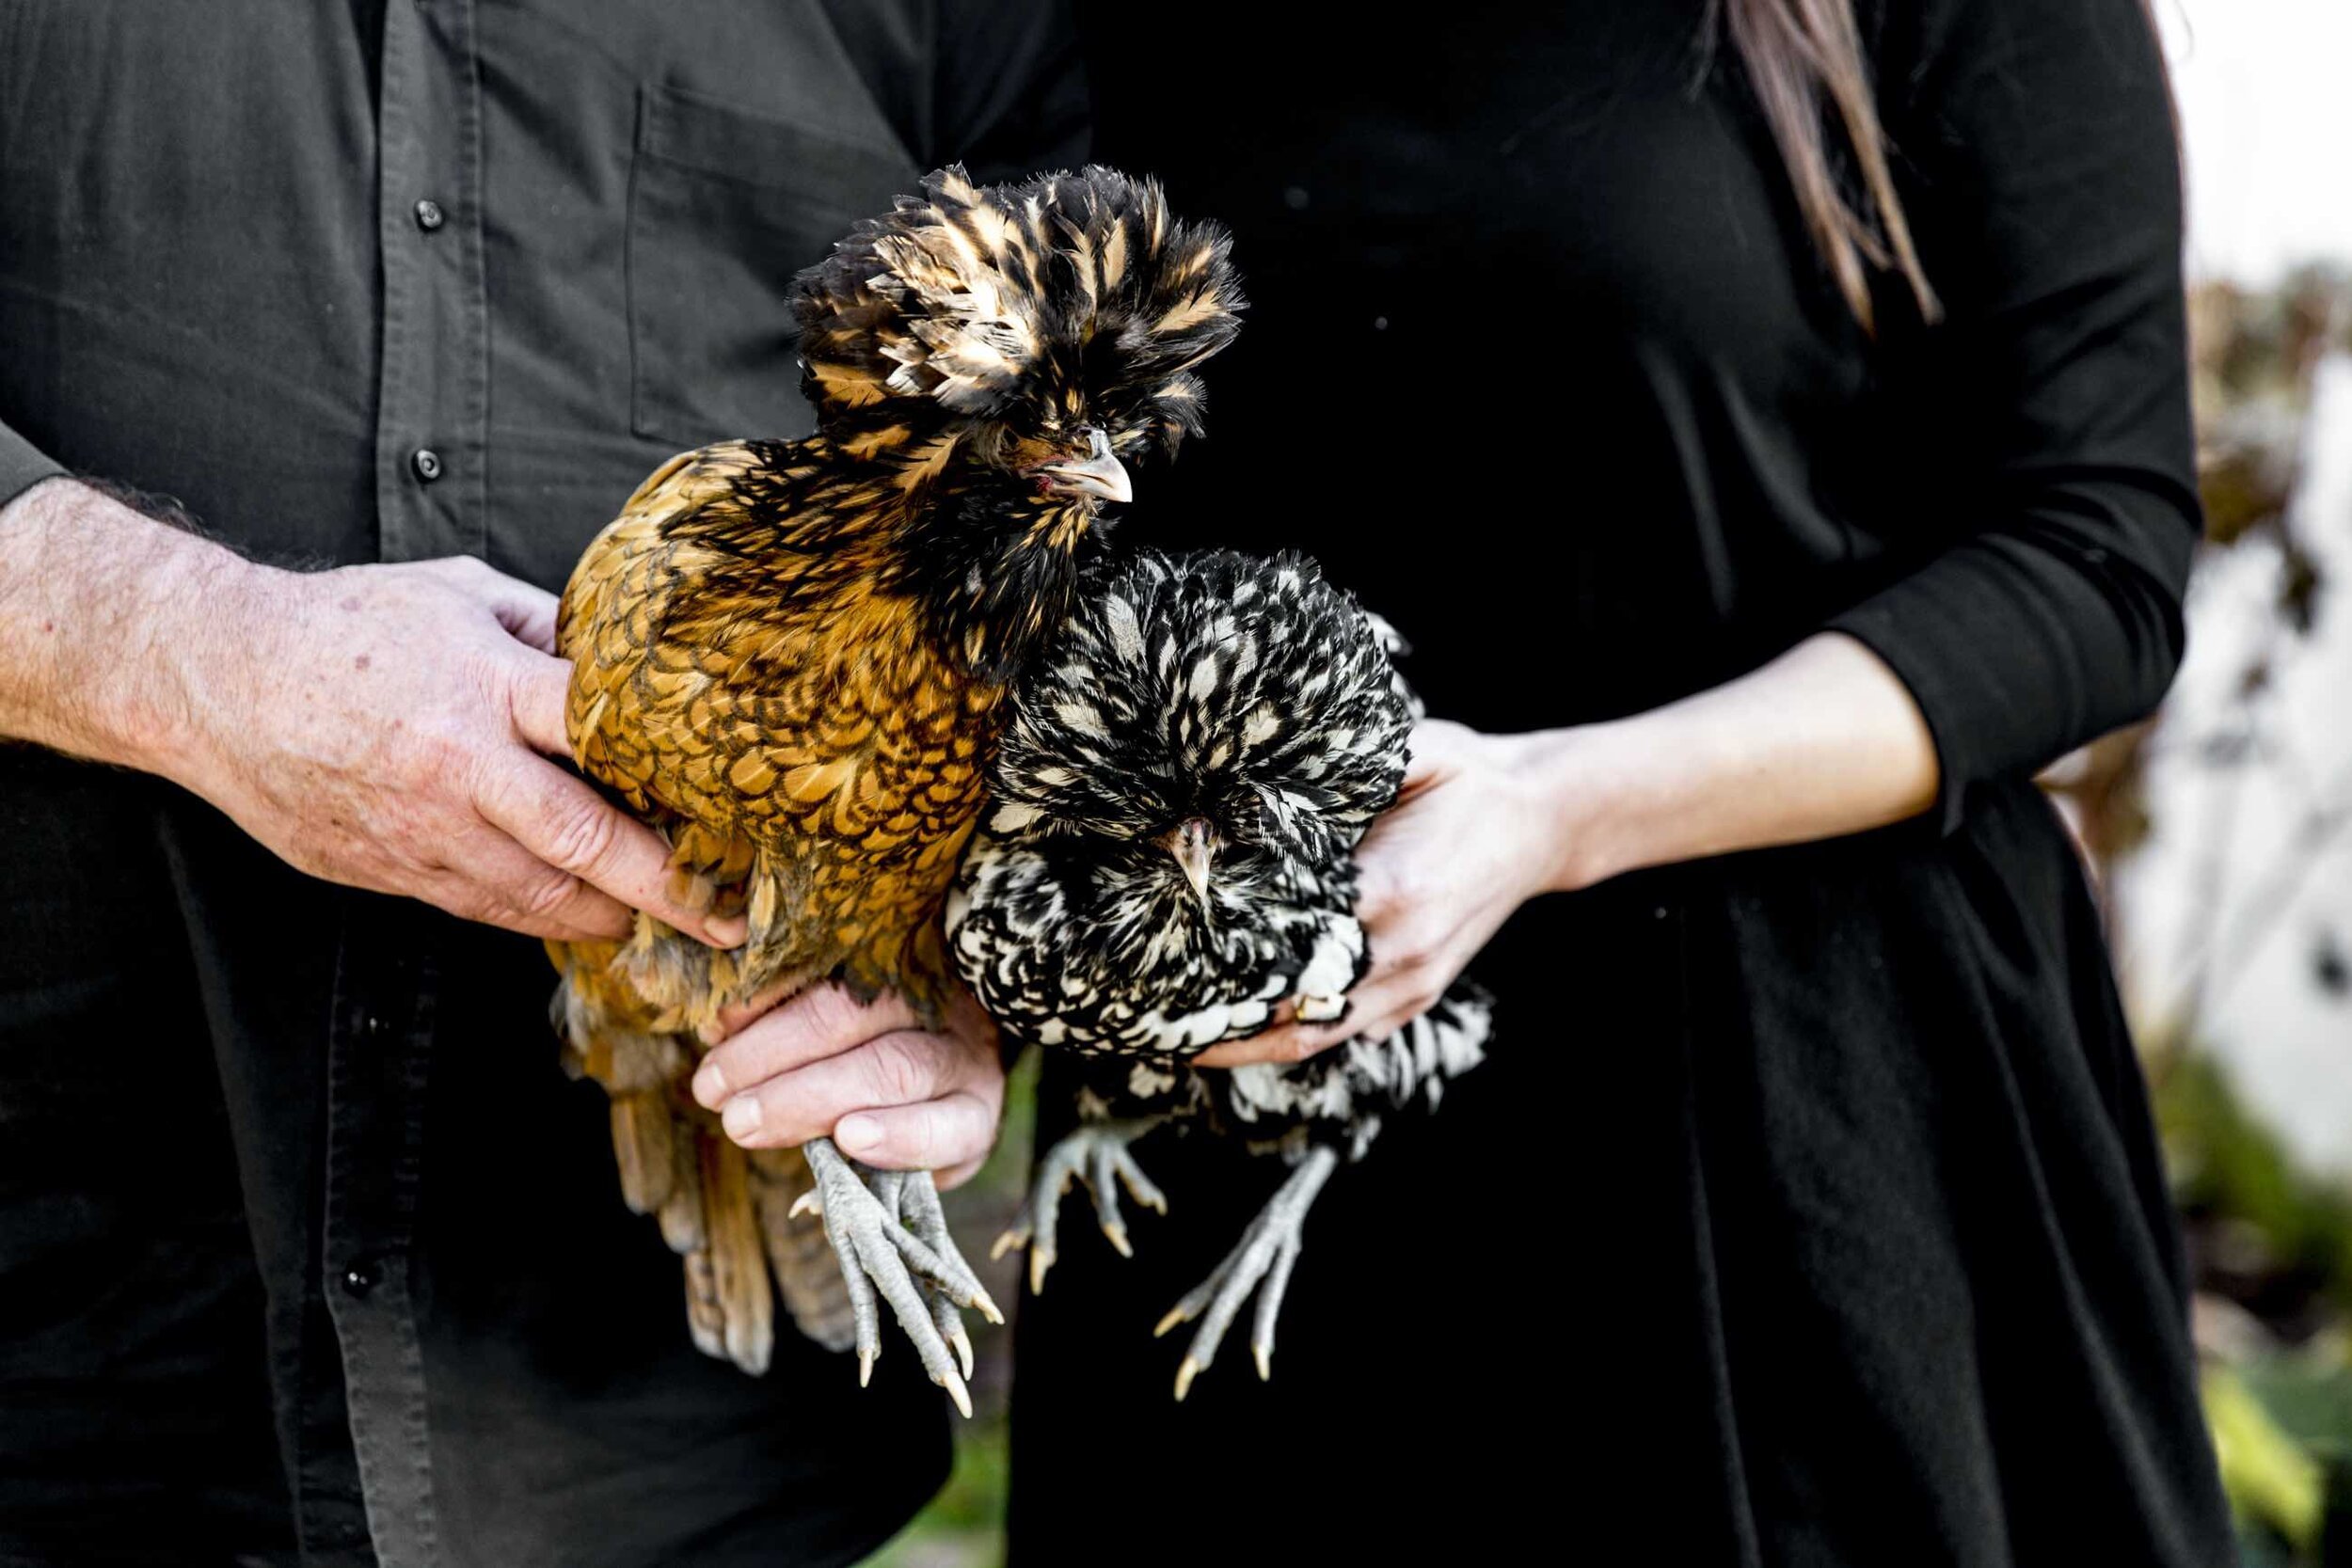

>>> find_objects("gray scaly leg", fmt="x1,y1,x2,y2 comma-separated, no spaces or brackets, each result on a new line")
993,1117,1169,1294
794,1135,1001,1418
1154,1145,1339,1400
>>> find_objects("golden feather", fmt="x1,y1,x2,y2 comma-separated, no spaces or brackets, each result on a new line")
547,436,1011,1370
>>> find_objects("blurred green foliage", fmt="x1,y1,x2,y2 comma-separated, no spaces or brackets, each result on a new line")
857,1053,1039,1568
2207,1363,2327,1558
862,1417,1010,1568
2158,1051,2352,1563
2159,1051,2352,1316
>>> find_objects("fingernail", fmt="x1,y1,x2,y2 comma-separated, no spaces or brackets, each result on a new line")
721,1097,761,1139
691,1059,726,1105
835,1113,880,1156
706,915,748,948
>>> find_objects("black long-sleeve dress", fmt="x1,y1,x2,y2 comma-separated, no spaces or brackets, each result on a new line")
1006,1,2234,1562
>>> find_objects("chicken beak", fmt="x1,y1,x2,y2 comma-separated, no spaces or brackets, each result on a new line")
1161,816,1216,907
1036,428,1134,503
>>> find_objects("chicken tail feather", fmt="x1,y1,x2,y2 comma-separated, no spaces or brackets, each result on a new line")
552,957,853,1374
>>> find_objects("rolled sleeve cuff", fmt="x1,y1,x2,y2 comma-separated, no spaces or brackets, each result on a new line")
1824,584,1991,839
0,423,65,512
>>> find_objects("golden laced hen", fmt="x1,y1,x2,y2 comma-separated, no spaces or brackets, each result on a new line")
547,166,1243,1413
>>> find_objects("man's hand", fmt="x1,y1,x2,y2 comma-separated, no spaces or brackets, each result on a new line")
690,981,1007,1189
0,478,739,945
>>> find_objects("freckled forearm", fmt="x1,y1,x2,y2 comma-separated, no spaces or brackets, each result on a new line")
0,476,259,778
1516,632,1943,892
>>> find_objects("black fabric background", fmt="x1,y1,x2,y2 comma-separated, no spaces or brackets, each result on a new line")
1005,2,2233,1563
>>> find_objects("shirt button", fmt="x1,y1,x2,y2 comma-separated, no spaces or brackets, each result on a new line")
413,198,446,232
341,1259,382,1297
410,448,443,483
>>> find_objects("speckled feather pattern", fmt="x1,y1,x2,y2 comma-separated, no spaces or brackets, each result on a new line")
948,549,1492,1158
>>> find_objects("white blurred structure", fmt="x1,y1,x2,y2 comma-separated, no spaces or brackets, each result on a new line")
2118,1,2352,1169
2122,366,2352,1166
2161,0,2352,287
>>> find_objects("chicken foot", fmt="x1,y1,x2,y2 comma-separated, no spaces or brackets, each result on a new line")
1153,1144,1340,1400
993,1117,1170,1294
794,1135,1001,1418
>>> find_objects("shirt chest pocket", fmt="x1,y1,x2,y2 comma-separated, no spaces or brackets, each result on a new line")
627,83,919,447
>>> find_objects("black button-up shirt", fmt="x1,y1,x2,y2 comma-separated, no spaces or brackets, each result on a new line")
0,6,1081,1565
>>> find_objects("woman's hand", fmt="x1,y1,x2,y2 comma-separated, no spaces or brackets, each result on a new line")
1193,720,1598,1069
1191,635,1941,1070
690,980,1007,1189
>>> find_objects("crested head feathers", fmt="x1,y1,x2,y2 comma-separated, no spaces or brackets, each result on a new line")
986,548,1414,866
946,548,1416,1059
791,166,1246,468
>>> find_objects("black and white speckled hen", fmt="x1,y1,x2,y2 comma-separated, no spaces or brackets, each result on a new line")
946,548,1492,1396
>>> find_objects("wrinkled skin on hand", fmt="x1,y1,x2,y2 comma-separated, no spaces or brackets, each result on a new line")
172,553,740,945
692,979,1006,1189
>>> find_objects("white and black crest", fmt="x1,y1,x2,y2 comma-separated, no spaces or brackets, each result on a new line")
949,548,1416,1059
987,549,1411,868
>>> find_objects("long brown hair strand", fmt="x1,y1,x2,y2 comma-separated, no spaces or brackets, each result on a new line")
1715,0,1939,329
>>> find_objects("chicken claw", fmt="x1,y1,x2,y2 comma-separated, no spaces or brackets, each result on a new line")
993,1117,1169,1294
1154,1145,1338,1399
796,1135,1000,1418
